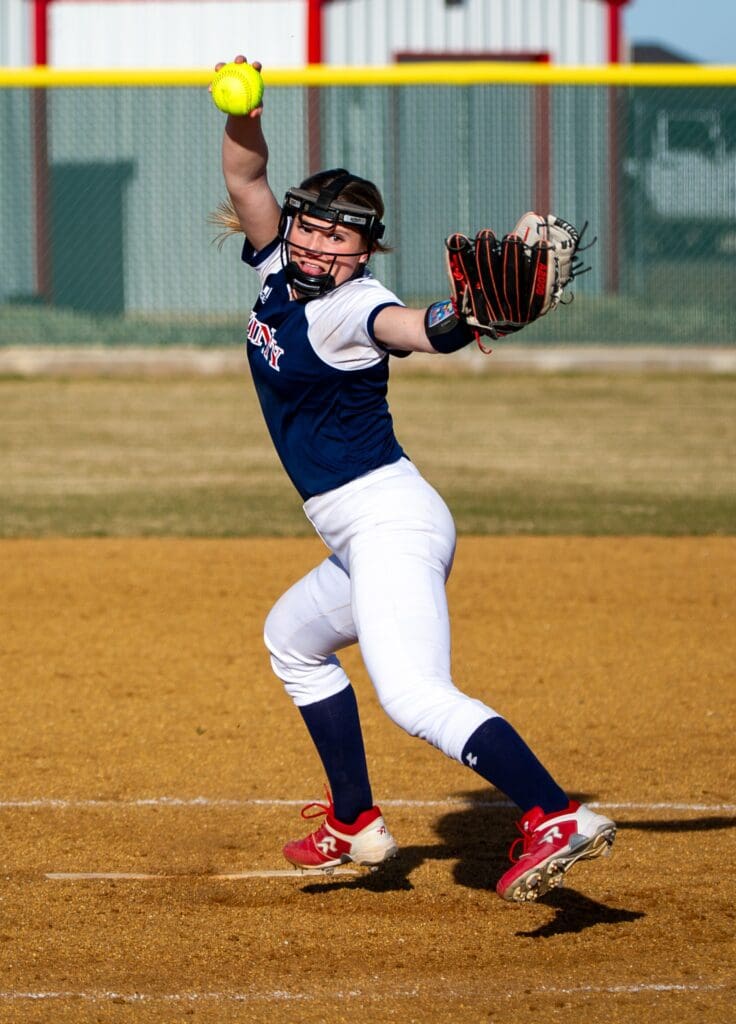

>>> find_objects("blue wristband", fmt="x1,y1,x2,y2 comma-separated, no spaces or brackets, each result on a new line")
424,299,473,353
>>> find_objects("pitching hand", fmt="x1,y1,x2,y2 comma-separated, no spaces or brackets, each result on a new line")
209,55,264,118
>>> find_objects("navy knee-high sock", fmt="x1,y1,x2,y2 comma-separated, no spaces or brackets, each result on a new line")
298,686,373,825
461,717,569,815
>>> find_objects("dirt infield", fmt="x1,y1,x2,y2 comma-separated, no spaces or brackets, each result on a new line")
2,537,735,1023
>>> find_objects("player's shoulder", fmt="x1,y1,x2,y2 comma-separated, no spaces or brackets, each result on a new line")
328,269,403,315
351,266,399,297
305,271,404,369
242,237,282,278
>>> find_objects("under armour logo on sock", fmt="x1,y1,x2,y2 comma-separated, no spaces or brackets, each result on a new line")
465,751,478,768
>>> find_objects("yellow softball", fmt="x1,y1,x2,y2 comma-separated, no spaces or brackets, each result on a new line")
211,62,264,116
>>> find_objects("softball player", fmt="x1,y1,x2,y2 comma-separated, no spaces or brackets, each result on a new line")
214,57,616,903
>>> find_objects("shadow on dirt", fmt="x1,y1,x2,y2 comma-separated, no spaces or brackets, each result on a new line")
300,789,735,933
619,816,736,832
300,792,517,897
513,888,645,938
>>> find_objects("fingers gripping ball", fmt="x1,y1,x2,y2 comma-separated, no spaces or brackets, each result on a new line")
211,62,264,116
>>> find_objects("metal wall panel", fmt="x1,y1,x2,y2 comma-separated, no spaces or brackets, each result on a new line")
8,82,734,342
0,0,31,66
0,81,609,315
0,91,34,303
326,0,608,65
50,1,305,68
40,84,305,316
8,0,611,71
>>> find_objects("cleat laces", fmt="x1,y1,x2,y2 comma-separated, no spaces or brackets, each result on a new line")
298,785,333,824
507,820,534,864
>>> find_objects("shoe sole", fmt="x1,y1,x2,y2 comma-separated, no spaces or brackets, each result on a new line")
500,825,616,904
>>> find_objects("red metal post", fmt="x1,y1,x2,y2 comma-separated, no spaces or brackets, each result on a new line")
534,55,552,218
33,0,53,301
307,0,324,64
606,1,630,295
34,0,51,64
306,0,326,175
607,0,631,64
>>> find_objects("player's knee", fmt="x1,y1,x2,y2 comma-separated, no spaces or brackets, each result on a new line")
379,683,450,741
263,612,347,706
263,616,299,681
264,628,314,702
267,648,347,707
263,600,301,677
380,684,492,761
263,590,291,649
263,595,310,663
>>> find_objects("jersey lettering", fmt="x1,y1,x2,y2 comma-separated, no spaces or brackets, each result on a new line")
247,311,285,370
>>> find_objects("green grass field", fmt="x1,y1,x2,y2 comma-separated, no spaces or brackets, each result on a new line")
1,371,734,537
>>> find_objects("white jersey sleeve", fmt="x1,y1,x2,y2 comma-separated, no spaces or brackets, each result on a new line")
243,239,282,286
305,272,405,371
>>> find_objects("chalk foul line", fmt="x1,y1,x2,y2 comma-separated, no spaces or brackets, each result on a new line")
2,797,735,813
0,982,728,1004
45,869,358,881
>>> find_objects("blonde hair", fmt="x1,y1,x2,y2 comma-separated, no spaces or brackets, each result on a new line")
209,197,243,250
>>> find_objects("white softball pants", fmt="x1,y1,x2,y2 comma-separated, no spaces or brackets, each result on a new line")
263,458,498,762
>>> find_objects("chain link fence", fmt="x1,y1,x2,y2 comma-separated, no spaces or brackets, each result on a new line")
1,69,735,346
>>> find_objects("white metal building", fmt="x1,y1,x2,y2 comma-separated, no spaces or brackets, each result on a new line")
3,0,632,68
0,0,31,65
324,0,628,65
1,0,633,316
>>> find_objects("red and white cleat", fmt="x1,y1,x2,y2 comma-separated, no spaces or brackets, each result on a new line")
283,795,398,872
496,801,616,903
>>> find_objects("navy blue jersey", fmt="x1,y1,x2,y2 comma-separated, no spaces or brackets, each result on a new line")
242,239,408,500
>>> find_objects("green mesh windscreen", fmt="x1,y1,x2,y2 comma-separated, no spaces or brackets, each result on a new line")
0,83,734,345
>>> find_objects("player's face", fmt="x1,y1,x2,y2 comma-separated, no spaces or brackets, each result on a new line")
288,215,369,287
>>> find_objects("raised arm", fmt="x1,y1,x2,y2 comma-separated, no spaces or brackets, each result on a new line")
217,57,281,251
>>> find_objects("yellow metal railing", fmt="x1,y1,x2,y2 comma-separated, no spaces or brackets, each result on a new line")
1,63,736,89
